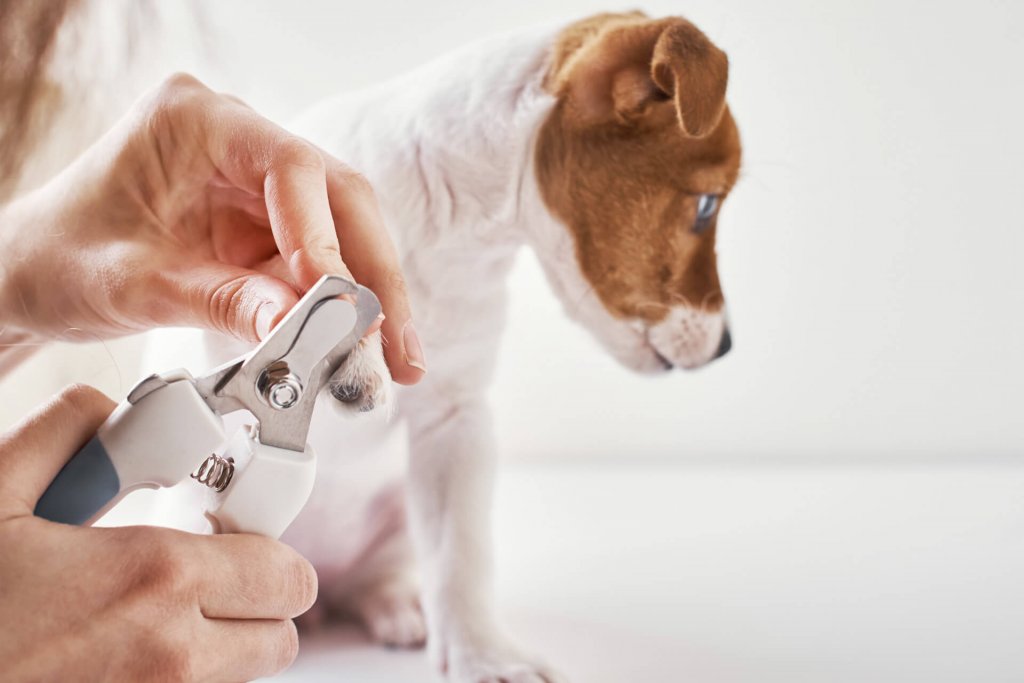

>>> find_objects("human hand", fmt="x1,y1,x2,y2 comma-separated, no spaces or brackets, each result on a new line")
0,385,318,681
0,73,425,383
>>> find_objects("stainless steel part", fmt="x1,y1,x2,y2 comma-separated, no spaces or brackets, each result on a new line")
193,276,382,452
260,365,303,409
191,454,235,492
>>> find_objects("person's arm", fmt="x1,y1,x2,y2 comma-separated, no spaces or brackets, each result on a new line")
0,384,317,681
0,73,425,380
0,217,45,377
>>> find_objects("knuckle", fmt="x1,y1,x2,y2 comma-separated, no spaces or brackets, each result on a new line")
139,629,193,682
333,165,374,198
294,242,344,265
55,383,109,415
386,268,409,293
134,534,195,600
272,136,325,174
137,73,211,156
149,72,208,115
378,268,409,300
287,244,346,286
162,71,204,92
208,275,254,338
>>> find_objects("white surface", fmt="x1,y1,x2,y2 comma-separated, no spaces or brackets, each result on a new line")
275,462,1024,682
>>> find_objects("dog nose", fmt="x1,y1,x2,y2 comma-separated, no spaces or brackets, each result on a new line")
713,327,732,360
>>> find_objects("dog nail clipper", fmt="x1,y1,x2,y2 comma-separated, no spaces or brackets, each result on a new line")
34,275,381,539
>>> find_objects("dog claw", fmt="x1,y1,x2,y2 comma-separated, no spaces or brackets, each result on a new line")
330,383,362,403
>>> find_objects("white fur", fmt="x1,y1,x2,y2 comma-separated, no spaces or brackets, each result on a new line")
148,20,726,683
648,306,726,370
283,25,570,680
13,5,729,678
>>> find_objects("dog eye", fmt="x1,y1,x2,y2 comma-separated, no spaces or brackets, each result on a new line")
696,194,719,220
693,194,720,234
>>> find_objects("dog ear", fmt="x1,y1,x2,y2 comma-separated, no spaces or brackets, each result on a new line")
555,16,728,137
650,20,729,138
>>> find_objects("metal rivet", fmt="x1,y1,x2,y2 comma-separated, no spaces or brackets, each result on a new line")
268,378,301,409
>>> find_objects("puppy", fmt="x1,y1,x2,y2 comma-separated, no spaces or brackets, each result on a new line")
4,5,740,680
266,11,740,681
142,10,741,682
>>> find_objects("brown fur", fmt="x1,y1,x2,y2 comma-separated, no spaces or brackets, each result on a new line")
536,12,741,322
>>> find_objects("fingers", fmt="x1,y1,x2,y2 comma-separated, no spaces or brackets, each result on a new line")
182,85,351,291
191,533,318,620
0,385,115,517
323,159,427,384
209,102,427,378
198,618,300,681
150,76,426,375
263,145,354,289
153,259,299,341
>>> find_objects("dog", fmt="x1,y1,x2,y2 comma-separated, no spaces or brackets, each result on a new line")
218,11,739,681
7,5,740,680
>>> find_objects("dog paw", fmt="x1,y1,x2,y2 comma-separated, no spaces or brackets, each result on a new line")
328,331,392,415
444,643,566,683
430,621,564,683
354,581,427,649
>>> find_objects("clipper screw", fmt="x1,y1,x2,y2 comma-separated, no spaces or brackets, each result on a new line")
257,361,304,410
267,377,301,409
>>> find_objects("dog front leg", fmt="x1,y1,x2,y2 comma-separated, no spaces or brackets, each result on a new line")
406,395,564,683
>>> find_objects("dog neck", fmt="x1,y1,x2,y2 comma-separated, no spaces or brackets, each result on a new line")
298,23,563,255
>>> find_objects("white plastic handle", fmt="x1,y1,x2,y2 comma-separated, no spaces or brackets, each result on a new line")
36,377,226,526
202,425,316,539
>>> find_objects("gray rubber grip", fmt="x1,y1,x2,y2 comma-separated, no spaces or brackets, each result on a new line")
34,436,121,525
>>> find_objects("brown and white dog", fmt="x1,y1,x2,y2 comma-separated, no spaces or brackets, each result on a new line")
234,11,739,681
7,5,740,681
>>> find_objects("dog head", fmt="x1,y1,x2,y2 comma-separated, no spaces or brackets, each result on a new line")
534,12,740,372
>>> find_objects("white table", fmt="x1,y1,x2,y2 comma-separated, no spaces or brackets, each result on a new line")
274,460,1024,682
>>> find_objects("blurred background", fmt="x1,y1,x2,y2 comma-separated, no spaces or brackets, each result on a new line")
2,1,1022,681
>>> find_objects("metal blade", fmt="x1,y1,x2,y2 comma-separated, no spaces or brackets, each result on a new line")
195,275,382,451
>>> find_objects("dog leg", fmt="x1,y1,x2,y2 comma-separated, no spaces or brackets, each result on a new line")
300,476,425,648
331,506,426,649
405,396,564,683
350,574,427,649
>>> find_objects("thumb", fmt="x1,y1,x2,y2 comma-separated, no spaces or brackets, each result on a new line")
158,261,300,342
0,385,115,517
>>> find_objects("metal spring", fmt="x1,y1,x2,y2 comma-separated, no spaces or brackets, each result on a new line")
191,455,235,492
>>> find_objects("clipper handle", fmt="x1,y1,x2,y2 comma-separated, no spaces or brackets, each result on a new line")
203,425,316,539
35,380,226,526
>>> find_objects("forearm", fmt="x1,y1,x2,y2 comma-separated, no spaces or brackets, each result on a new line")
0,201,48,377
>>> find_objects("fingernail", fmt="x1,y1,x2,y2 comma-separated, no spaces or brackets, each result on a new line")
402,320,427,372
256,302,281,339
